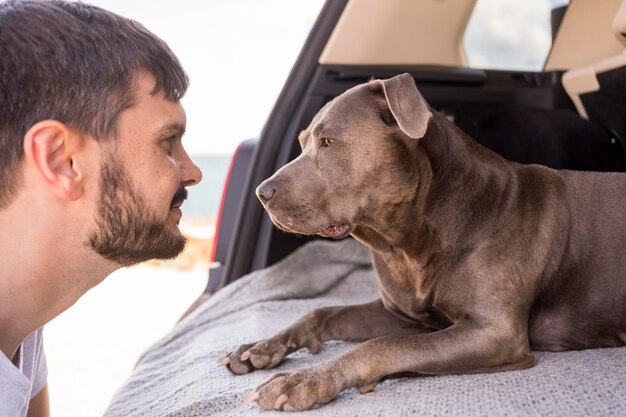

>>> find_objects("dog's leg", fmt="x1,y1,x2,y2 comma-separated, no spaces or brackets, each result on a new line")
247,319,534,411
220,299,433,375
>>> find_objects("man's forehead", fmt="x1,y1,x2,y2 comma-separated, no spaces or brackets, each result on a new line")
132,71,178,103
124,71,186,123
133,69,160,92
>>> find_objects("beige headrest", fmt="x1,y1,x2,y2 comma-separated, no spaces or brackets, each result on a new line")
545,0,624,70
319,0,477,66
614,0,626,46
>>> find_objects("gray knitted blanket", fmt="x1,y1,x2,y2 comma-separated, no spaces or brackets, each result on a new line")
105,239,626,417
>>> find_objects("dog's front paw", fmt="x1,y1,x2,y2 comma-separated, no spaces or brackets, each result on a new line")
219,336,296,374
219,342,259,374
220,331,324,375
245,367,341,411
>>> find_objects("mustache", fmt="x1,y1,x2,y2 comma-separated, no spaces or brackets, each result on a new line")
171,187,188,207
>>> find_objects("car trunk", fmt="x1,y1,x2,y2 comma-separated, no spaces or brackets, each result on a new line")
256,64,624,270
210,0,626,295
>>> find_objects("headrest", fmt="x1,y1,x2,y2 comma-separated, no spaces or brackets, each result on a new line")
545,0,624,70
614,0,626,46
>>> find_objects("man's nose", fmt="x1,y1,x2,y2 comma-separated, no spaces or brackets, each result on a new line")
256,180,277,204
180,153,202,187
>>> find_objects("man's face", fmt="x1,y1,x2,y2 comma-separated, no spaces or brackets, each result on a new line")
88,72,202,266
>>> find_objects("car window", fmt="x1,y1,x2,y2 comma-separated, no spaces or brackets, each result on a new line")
463,0,570,71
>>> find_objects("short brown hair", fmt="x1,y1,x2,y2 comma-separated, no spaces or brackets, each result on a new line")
0,0,189,208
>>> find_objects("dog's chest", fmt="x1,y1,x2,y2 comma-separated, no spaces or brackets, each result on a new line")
372,252,434,319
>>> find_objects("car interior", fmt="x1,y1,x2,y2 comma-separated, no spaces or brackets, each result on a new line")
253,0,626,272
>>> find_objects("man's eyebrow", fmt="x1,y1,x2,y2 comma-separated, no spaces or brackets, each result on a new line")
155,122,186,138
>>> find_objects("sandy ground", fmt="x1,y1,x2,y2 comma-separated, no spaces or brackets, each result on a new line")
44,239,211,417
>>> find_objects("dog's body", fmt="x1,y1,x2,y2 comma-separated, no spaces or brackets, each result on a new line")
221,73,626,411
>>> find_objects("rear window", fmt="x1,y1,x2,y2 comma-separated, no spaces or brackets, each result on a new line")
463,0,570,71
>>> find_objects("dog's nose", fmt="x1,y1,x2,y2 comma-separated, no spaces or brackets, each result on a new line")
256,181,276,204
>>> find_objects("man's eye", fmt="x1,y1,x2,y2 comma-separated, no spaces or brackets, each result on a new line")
163,136,176,155
321,137,334,147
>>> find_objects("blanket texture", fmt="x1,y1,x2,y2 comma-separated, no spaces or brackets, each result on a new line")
105,239,626,417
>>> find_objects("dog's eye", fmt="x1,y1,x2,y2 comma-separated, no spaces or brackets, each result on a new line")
321,137,334,147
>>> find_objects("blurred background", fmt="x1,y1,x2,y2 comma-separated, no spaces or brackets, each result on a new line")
43,0,566,416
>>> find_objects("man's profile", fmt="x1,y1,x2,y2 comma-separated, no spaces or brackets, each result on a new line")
0,1,202,416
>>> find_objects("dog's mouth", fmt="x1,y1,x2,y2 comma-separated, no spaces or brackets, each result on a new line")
266,208,353,240
320,224,351,239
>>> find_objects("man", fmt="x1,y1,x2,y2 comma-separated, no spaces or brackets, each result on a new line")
0,1,203,416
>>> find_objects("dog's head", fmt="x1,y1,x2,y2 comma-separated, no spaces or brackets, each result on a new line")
256,73,433,239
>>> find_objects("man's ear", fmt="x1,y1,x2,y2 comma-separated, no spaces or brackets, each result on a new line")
23,120,86,201
380,73,432,139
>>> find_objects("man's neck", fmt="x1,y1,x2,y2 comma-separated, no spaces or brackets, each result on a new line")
0,200,116,360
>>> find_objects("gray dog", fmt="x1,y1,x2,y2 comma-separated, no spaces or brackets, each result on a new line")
220,73,626,411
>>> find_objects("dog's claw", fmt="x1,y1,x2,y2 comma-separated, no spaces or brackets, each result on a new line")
357,382,378,394
240,351,251,361
274,394,289,410
218,356,230,365
287,337,297,349
244,390,260,404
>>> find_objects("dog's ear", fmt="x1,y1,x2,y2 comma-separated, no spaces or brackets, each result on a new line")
380,73,432,140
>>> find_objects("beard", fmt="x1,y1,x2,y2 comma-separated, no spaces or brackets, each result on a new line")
88,153,187,267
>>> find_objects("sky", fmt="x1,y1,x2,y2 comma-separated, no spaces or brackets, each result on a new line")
87,0,566,156
88,0,325,156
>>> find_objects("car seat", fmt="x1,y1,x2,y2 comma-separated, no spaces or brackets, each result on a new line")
561,0,626,164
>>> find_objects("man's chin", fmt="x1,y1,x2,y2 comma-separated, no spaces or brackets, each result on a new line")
114,237,187,267
90,224,187,267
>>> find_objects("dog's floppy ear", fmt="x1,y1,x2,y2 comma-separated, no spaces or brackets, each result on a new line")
381,73,432,139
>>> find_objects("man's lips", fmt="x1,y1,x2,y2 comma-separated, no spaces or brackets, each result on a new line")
170,187,188,209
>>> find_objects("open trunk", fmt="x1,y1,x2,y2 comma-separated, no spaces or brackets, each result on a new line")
208,0,626,295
